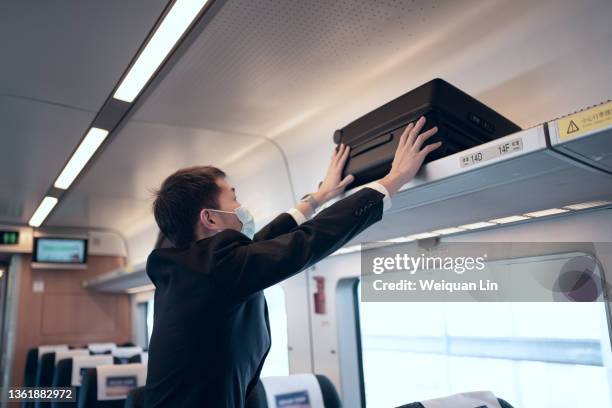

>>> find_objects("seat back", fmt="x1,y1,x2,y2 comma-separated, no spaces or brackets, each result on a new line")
51,354,114,408
23,345,69,408
246,374,341,408
111,347,143,364
396,391,515,408
35,349,88,408
78,364,146,408
124,386,145,408
88,343,117,355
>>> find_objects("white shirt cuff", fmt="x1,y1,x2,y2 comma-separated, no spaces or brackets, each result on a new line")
360,181,392,212
286,207,308,225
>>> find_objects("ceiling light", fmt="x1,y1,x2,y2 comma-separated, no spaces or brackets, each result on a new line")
523,208,569,217
54,127,109,189
458,221,496,230
563,200,612,210
431,227,466,235
28,196,58,227
407,232,441,240
489,215,531,224
384,236,417,243
333,245,361,255
113,0,210,102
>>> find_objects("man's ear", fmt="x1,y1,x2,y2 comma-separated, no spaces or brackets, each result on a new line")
199,208,218,230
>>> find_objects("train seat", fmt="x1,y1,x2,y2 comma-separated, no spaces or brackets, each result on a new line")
78,364,146,408
34,349,89,408
88,343,117,355
246,374,341,408
22,345,69,408
111,347,143,364
396,391,514,408
124,386,145,408
51,354,114,408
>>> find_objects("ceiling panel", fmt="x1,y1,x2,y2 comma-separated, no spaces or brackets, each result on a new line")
0,96,94,224
0,0,169,225
45,120,278,233
0,0,169,110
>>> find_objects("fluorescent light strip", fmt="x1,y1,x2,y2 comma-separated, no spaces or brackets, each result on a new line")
407,232,440,240
384,236,417,243
332,245,361,255
563,200,612,210
489,215,531,224
113,0,209,102
431,227,466,235
523,208,569,218
458,221,496,230
28,196,58,227
331,200,607,256
54,127,109,189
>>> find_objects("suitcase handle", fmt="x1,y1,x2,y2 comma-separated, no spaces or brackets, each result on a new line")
349,133,393,157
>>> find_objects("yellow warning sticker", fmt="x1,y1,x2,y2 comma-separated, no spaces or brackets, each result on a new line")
557,101,612,141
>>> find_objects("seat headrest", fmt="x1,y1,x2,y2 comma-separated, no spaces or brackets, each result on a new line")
88,342,117,354
54,349,89,365
421,391,502,408
261,374,325,408
70,354,114,386
112,346,143,359
96,363,146,401
37,344,69,361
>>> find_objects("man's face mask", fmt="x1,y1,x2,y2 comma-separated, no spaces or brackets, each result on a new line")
207,206,255,239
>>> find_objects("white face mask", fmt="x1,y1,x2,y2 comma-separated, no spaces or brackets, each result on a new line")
207,206,256,239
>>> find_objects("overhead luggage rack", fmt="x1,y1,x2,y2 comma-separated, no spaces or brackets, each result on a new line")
334,112,612,245
548,100,612,174
83,262,152,293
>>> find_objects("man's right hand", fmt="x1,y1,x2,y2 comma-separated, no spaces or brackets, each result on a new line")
378,116,441,196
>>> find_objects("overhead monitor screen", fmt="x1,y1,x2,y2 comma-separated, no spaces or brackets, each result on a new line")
33,237,88,264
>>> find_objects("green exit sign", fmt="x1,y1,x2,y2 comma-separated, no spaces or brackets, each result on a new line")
0,231,19,245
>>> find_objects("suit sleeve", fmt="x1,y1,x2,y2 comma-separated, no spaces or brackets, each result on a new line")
252,213,298,242
212,187,385,302
253,181,392,242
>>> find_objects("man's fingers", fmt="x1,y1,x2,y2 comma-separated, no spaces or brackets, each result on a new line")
418,141,442,157
333,144,345,164
402,122,415,148
413,126,439,151
406,116,424,148
337,144,351,168
338,174,354,189
407,116,427,146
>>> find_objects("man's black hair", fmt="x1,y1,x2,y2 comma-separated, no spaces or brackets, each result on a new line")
153,166,226,248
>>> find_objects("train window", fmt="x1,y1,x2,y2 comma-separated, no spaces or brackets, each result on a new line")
260,285,290,377
146,297,154,346
356,284,612,407
139,286,288,374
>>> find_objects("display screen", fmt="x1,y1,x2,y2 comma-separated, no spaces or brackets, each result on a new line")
33,237,88,264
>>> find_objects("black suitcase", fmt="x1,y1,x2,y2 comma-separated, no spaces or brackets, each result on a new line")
333,78,521,188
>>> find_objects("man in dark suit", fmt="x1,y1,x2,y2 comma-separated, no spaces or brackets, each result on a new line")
144,117,440,407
